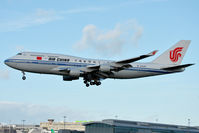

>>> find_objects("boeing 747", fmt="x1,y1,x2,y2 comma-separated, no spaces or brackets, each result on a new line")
4,40,194,87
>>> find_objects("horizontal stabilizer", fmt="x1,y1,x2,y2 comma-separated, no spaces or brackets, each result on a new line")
162,64,194,71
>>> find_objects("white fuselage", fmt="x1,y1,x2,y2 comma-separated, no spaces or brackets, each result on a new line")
4,52,178,79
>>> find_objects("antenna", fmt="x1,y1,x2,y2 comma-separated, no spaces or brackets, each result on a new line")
155,118,159,122
188,119,190,127
22,120,25,133
63,116,67,130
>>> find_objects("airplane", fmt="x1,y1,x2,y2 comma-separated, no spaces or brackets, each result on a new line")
4,40,194,87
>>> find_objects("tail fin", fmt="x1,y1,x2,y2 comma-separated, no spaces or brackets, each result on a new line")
152,40,191,65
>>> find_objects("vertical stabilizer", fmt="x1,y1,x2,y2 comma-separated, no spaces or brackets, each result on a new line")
152,40,191,65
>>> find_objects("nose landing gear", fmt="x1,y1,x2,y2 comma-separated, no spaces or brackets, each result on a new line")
22,71,26,80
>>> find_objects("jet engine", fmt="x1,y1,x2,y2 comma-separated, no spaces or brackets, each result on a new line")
69,69,81,77
63,69,81,81
99,65,112,72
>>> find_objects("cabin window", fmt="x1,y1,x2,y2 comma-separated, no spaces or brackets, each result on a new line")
79,60,82,62
49,57,56,61
93,61,96,63
84,60,86,63
75,59,77,62
88,60,91,63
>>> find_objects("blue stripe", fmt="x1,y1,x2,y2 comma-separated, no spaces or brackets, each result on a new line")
5,59,90,67
5,59,170,74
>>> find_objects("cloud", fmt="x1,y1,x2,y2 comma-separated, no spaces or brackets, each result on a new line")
0,7,106,32
73,20,144,56
131,21,144,46
0,9,61,32
33,9,60,24
61,7,106,14
0,69,9,79
0,101,98,124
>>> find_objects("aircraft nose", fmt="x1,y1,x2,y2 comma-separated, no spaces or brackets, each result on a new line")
4,59,10,66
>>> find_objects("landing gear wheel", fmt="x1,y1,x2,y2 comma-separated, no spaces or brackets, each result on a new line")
22,76,26,80
86,84,89,87
90,82,95,85
96,82,101,86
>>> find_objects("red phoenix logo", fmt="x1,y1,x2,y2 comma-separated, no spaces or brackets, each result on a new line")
169,47,183,62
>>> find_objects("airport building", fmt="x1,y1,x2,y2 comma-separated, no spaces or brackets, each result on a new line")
1,119,199,133
0,126,16,133
40,119,85,131
83,119,199,133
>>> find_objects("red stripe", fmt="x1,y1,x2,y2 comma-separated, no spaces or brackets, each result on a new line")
37,57,42,60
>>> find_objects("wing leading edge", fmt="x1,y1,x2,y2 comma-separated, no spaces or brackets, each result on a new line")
86,50,158,72
116,50,158,64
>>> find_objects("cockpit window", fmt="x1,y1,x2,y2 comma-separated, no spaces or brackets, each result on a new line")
17,53,22,55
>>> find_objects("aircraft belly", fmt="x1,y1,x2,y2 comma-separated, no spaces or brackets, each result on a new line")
110,69,160,79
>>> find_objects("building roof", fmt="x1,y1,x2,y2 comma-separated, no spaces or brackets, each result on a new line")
83,119,199,132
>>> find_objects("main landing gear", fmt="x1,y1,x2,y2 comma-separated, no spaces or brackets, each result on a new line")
22,71,26,80
83,79,101,87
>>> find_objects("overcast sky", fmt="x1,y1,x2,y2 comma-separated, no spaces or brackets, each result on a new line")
0,0,199,126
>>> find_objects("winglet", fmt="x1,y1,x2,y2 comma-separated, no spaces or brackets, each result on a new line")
116,50,158,64
149,50,158,56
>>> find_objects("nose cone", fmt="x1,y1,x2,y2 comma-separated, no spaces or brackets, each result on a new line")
4,59,9,66
4,58,18,69
4,58,12,67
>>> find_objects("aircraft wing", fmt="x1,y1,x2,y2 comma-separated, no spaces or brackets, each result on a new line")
86,64,100,69
52,50,158,78
86,50,158,72
116,50,158,64
52,66,83,74
52,66,70,73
